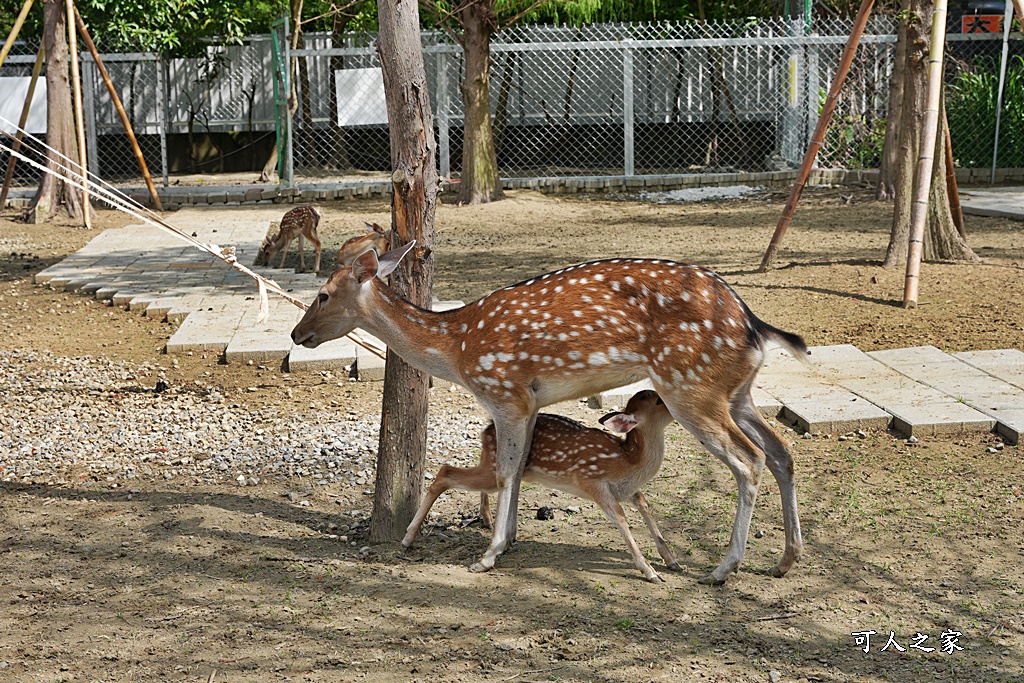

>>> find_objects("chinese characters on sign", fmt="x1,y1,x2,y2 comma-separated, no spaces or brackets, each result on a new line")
851,630,964,655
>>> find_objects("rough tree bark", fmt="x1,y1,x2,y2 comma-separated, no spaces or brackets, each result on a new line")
877,16,907,200
28,0,86,223
883,0,975,267
369,0,440,543
458,2,503,205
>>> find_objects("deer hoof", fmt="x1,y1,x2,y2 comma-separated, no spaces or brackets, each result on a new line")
666,562,683,572
697,572,727,586
468,562,492,574
645,572,665,584
769,564,788,579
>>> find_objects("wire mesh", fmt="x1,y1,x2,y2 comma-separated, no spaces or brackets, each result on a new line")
2,16,1022,195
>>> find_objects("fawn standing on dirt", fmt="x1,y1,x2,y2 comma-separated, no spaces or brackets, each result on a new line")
261,205,322,272
291,244,807,584
403,390,681,582
337,222,390,266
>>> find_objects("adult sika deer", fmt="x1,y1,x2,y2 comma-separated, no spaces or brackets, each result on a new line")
403,390,681,582
291,244,807,585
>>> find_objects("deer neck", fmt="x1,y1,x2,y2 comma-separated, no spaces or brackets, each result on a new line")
360,282,462,383
623,429,666,476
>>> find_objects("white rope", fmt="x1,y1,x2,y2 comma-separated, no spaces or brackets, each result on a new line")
0,117,386,359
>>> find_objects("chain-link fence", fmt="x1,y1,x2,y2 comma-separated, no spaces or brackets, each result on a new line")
2,15,1022,193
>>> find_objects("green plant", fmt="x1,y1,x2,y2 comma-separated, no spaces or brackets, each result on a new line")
946,55,1024,168
613,617,634,631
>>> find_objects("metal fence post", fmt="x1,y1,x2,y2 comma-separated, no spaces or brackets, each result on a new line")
81,57,99,178
436,49,450,180
156,53,169,186
805,33,819,157
623,43,634,177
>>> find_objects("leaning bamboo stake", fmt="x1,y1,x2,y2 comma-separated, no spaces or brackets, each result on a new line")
0,0,34,70
903,0,949,308
74,6,162,210
0,44,43,209
759,0,875,272
943,107,965,240
65,0,91,228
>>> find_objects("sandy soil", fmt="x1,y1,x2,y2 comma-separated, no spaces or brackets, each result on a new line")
0,189,1022,682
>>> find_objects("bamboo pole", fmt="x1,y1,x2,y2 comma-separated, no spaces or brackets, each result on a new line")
943,108,965,240
759,0,875,272
65,0,91,228
903,0,949,308
0,45,43,209
74,6,162,210
0,0,35,70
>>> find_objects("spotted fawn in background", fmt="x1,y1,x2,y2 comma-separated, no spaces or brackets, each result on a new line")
403,390,681,582
261,205,321,272
292,244,807,585
337,222,390,266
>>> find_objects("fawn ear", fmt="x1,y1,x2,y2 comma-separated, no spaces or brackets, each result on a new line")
367,222,386,235
376,240,416,279
350,248,380,284
599,412,637,434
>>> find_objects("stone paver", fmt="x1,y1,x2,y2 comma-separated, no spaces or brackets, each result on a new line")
287,337,358,373
756,347,892,434
959,187,1024,221
870,346,1024,444
953,349,1024,391
591,379,783,420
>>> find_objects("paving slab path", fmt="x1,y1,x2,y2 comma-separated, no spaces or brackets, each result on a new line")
35,209,1023,441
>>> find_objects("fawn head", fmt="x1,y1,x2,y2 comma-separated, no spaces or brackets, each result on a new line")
598,390,671,435
337,222,390,266
292,241,415,348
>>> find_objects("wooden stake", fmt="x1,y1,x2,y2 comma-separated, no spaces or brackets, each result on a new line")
74,6,162,210
0,0,34,70
943,106,965,240
759,0,875,272
903,0,949,308
65,0,91,227
0,44,43,209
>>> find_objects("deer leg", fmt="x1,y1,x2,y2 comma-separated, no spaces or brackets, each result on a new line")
309,231,322,273
631,491,682,571
403,464,498,548
471,411,536,573
298,234,306,272
480,493,493,529
590,486,663,583
730,392,803,578
665,400,764,585
277,240,291,269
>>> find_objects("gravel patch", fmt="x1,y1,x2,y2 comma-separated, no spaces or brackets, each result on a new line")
0,350,485,490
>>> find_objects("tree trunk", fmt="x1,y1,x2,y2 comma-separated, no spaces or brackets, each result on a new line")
877,17,907,200
457,2,503,205
883,0,926,268
884,0,975,268
925,99,978,261
28,0,86,223
370,0,439,544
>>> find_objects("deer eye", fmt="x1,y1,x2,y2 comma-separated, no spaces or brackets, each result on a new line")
317,292,329,305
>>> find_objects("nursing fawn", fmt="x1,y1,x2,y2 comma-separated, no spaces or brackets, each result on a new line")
403,390,680,582
291,244,807,584
261,205,322,272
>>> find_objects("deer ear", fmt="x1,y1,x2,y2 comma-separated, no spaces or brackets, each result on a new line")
599,412,637,434
368,222,386,235
375,240,416,279
350,248,380,284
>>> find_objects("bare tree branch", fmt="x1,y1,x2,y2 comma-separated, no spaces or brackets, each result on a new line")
497,0,550,31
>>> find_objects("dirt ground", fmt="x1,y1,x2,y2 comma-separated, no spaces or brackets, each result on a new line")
0,188,1022,683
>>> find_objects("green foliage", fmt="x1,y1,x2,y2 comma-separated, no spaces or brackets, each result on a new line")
0,0,376,54
946,56,1024,169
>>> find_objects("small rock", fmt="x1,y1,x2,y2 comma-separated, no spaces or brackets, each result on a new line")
769,671,782,683
299,500,311,507
754,529,765,539
236,475,246,486
838,435,849,442
986,447,998,454
855,429,867,438
154,380,169,393
907,435,919,444
536,507,554,521
287,492,298,502
564,506,581,515
246,476,260,486
802,432,812,440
